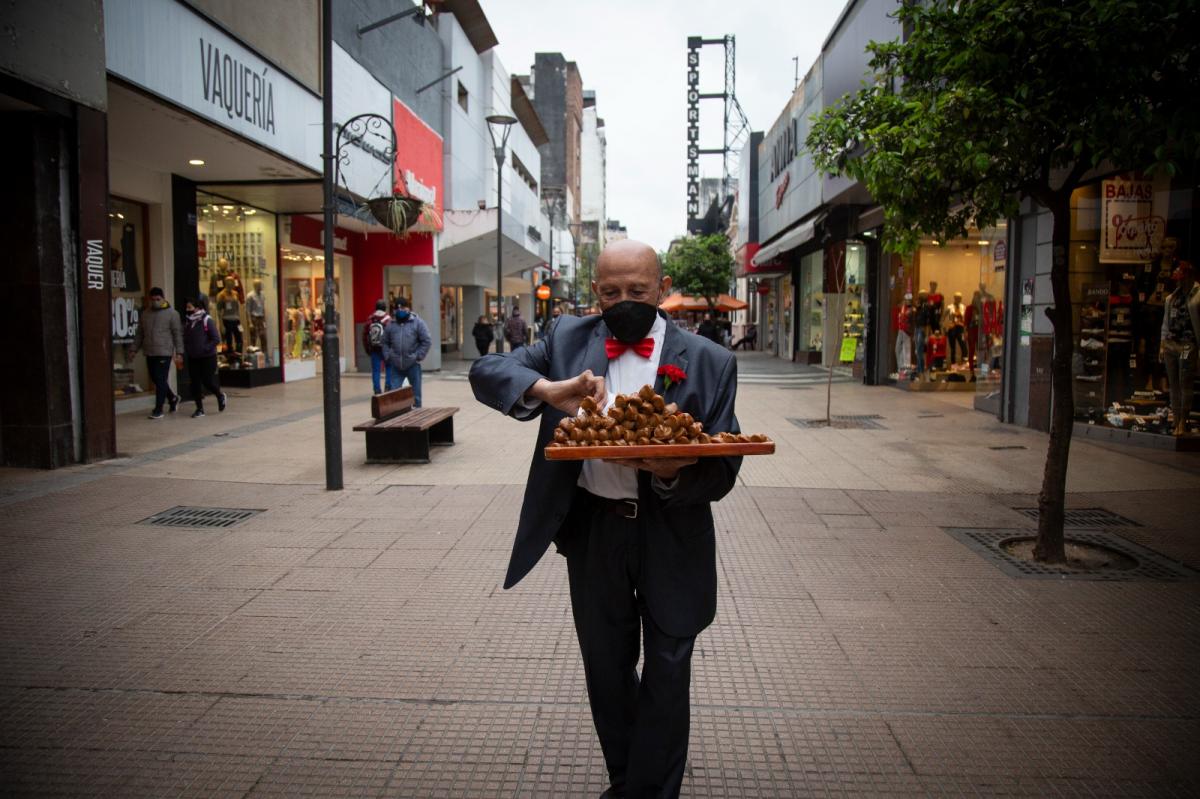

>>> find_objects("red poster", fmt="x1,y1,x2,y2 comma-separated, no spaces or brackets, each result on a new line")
392,97,444,231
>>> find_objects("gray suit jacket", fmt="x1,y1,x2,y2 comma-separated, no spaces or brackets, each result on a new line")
468,311,742,637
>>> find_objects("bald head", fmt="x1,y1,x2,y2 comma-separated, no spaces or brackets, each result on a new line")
593,239,670,310
596,239,662,281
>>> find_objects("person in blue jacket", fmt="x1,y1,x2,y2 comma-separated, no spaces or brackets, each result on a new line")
382,296,432,407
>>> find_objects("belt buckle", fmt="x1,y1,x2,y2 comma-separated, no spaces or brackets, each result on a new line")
616,499,638,519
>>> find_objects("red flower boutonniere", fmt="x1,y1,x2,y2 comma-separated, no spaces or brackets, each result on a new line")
658,364,687,390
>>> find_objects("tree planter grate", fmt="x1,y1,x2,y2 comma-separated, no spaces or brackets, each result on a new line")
942,527,1197,581
789,415,885,430
1014,507,1140,528
140,506,263,529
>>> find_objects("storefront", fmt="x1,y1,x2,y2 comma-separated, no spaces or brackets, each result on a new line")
110,197,151,399
1065,174,1197,444
197,192,283,386
886,225,1008,407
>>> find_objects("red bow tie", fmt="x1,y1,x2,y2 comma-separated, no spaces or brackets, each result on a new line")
606,337,655,359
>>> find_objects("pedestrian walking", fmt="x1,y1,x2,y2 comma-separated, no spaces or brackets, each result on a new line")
362,299,396,394
472,315,493,358
504,307,527,349
470,239,742,799
696,312,720,344
381,296,432,407
131,286,183,419
182,294,226,417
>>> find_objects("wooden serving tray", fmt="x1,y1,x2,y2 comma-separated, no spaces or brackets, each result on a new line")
545,441,775,460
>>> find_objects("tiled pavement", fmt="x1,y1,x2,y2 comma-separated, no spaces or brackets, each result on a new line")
1,353,1199,796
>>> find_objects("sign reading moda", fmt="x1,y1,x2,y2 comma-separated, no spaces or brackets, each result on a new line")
104,0,321,172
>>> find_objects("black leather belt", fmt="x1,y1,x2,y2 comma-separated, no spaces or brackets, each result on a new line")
603,498,638,519
579,489,639,520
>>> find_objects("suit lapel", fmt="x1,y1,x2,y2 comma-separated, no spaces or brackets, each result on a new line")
655,318,689,402
582,318,609,381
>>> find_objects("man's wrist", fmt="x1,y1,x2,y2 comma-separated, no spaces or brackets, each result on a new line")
526,378,550,404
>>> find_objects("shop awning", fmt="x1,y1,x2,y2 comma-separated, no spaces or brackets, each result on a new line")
659,293,748,313
751,213,824,267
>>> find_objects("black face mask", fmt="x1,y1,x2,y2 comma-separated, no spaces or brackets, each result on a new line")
602,300,658,343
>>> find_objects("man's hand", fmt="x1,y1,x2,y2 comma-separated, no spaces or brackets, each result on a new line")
528,370,606,416
174,354,184,369
604,457,697,481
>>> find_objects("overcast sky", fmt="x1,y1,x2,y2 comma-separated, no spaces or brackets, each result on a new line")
482,0,847,251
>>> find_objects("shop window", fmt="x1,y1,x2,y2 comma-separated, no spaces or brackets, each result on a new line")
1071,174,1195,436
110,196,150,397
280,245,351,373
892,226,1007,390
457,81,469,113
196,192,279,373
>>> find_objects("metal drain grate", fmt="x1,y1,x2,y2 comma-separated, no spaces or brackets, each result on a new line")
989,445,1027,450
943,528,1198,581
789,415,886,430
140,506,263,529
1014,507,1140,528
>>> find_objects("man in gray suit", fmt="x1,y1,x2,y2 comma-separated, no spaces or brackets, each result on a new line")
469,240,742,798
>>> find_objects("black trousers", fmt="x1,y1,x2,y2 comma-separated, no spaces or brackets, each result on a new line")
145,355,176,411
559,489,696,799
947,325,967,363
187,355,221,408
222,318,243,353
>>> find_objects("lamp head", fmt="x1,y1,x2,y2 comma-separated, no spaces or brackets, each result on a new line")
485,114,518,150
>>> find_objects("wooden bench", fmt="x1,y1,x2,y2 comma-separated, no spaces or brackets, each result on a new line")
352,386,458,464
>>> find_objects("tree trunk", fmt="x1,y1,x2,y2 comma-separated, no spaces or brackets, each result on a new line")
1034,194,1074,563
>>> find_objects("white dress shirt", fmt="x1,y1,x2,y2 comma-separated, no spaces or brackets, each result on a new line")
578,314,668,499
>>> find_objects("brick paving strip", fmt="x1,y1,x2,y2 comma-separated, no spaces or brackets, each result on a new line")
1,357,1198,796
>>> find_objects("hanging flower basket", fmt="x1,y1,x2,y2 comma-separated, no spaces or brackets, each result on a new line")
365,194,429,236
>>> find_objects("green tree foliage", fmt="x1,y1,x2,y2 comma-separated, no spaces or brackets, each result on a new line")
663,234,735,308
807,0,1200,562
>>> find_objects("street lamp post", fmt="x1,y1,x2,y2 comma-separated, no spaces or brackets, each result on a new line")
486,115,517,352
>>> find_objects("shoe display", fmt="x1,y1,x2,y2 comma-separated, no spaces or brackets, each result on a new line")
218,393,228,413
1080,338,1105,350
192,408,205,418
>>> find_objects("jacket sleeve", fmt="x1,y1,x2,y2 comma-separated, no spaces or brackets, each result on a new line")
656,353,742,508
381,325,394,363
415,318,432,361
171,312,185,355
206,316,221,349
468,326,554,419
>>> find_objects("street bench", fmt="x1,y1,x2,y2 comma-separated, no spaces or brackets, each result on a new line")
352,387,458,464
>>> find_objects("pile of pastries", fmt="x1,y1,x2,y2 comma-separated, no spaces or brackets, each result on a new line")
548,385,768,448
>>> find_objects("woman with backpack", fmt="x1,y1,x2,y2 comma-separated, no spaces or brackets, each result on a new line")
183,294,226,417
363,299,395,394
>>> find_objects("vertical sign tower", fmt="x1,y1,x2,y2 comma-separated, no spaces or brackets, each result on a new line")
686,35,751,234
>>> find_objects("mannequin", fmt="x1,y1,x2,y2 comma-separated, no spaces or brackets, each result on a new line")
1137,236,1182,390
216,284,243,356
943,291,967,365
208,257,231,299
246,278,267,350
927,327,948,371
1159,262,1199,436
913,289,931,378
927,281,945,332
894,293,915,374
966,288,983,371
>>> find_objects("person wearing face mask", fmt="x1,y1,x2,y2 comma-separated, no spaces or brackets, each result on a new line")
381,296,432,407
130,287,184,419
469,240,742,799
